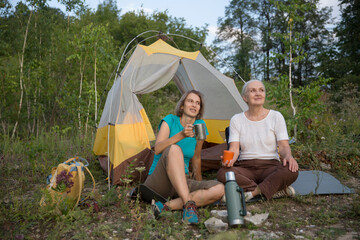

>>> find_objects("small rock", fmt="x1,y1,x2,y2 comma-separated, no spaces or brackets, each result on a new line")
264,222,272,227
320,162,331,170
125,228,133,233
204,217,228,233
248,230,281,239
294,235,305,239
210,210,228,222
244,212,269,226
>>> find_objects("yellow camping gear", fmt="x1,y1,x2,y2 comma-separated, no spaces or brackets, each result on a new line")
40,157,96,210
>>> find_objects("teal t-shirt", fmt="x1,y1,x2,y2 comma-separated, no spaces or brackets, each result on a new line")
148,114,208,175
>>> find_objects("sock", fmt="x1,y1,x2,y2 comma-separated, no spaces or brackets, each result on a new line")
244,192,254,201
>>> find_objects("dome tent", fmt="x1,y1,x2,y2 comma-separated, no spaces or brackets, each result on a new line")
93,37,248,185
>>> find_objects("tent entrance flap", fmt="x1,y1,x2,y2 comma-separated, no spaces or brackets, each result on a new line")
172,60,194,94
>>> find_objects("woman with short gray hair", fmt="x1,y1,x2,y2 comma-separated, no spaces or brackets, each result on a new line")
217,80,298,201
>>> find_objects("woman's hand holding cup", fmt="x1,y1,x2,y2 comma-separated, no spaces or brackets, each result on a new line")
183,124,194,138
222,150,234,167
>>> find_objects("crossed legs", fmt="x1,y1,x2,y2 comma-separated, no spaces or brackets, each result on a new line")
144,144,224,210
166,145,223,210
217,159,298,200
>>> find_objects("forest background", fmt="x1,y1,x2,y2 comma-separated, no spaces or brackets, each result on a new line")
0,0,359,239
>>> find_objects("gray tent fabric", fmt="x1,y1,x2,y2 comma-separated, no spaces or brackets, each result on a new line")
291,170,355,195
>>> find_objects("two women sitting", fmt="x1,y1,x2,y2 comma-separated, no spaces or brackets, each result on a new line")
143,80,298,224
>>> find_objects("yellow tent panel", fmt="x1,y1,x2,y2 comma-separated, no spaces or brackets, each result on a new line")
204,119,230,144
140,39,200,60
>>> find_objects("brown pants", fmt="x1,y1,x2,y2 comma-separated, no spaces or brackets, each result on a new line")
217,159,298,200
144,146,222,200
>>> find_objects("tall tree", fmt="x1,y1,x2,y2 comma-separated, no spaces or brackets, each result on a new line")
271,0,315,139
67,21,116,137
257,0,277,81
93,0,121,44
291,0,332,85
215,0,259,81
333,0,360,88
58,0,84,31
11,0,49,138
268,0,332,86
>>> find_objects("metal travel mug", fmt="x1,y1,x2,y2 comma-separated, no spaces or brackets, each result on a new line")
194,123,206,140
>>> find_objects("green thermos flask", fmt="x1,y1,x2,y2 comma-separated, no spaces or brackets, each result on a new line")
225,171,247,226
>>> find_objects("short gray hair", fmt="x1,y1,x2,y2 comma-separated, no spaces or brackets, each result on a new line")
241,79,266,96
175,90,205,120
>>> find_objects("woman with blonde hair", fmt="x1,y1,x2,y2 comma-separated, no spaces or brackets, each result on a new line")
144,90,224,224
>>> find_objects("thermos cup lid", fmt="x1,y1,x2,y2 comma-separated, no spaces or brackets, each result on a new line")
225,171,236,181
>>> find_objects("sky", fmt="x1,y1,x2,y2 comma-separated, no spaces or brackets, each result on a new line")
10,0,341,45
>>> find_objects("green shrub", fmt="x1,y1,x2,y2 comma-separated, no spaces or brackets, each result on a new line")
265,76,329,142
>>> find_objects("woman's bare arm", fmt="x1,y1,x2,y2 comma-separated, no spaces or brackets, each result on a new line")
278,140,298,172
154,122,194,155
191,140,204,180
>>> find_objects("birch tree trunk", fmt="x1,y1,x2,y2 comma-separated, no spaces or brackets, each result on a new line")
289,19,297,139
12,9,33,139
94,45,97,124
85,94,91,139
78,55,87,137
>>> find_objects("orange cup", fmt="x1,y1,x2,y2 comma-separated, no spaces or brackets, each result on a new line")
223,150,234,167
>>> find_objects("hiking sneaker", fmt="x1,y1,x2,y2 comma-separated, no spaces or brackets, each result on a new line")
182,200,199,224
151,199,169,219
272,186,296,199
